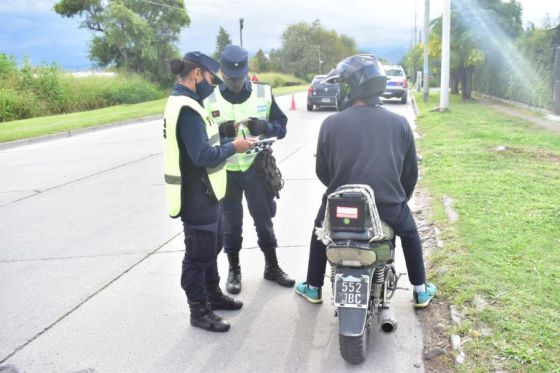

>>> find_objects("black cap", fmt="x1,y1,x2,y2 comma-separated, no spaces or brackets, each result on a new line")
183,51,223,85
220,45,249,79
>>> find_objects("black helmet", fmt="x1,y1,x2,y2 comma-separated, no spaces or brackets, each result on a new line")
325,54,387,111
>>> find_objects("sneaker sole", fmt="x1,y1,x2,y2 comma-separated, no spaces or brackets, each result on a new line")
414,297,435,308
295,288,322,304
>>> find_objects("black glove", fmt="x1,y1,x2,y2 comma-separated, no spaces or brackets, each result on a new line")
247,117,268,136
219,120,236,138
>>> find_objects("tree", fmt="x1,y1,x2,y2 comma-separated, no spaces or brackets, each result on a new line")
213,26,232,60
272,20,358,79
250,49,269,73
54,0,190,85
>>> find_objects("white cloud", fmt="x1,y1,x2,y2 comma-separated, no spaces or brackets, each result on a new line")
0,0,55,13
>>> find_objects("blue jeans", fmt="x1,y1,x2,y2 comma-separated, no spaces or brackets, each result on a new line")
223,168,277,253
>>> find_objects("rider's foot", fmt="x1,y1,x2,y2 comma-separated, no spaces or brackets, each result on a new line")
295,281,322,304
413,282,437,308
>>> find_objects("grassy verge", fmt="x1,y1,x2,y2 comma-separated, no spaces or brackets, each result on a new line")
0,98,166,142
414,92,560,371
0,85,306,143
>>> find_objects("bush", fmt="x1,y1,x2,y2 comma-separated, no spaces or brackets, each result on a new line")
0,88,46,122
0,55,166,122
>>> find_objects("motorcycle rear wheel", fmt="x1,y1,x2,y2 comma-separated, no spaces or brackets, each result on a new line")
339,332,368,364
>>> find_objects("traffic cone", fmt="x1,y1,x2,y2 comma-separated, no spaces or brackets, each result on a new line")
289,93,297,110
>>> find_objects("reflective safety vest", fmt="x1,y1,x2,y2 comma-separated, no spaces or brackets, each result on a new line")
204,82,272,172
163,95,227,218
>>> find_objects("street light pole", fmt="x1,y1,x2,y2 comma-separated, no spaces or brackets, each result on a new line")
423,0,430,102
239,18,244,47
439,0,450,110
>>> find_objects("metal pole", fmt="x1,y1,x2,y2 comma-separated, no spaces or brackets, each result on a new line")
439,0,450,110
423,0,430,102
554,46,560,115
318,45,322,75
239,18,244,47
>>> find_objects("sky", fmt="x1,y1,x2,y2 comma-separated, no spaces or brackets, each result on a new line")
0,0,558,70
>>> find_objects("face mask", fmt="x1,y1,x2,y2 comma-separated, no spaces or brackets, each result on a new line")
195,75,215,100
223,77,246,94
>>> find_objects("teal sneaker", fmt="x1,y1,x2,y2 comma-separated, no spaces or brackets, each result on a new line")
414,282,437,308
295,281,322,304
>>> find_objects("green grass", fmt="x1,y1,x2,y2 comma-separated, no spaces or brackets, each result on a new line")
0,98,166,142
414,92,560,372
0,85,306,143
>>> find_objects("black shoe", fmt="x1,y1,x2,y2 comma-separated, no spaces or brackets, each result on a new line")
188,300,230,332
226,266,242,294
207,284,243,310
226,253,242,294
263,250,295,288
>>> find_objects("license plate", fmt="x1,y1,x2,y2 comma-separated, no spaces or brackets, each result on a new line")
334,274,369,308
321,98,331,103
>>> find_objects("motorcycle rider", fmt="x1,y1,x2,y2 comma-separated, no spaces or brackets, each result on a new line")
204,45,295,294
295,54,437,308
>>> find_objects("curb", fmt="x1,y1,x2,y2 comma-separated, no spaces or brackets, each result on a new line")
0,114,162,151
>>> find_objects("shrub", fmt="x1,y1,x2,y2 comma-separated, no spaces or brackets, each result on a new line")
0,88,46,122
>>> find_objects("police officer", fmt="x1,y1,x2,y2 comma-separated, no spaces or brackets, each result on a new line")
205,45,295,294
163,51,254,332
294,54,437,308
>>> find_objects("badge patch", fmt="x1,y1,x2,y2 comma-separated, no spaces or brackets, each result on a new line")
212,110,220,118
257,105,268,112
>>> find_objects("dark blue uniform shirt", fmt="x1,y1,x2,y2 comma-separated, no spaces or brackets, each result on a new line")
219,80,288,139
171,83,235,222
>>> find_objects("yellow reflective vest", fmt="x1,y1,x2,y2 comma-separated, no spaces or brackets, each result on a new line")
204,82,272,172
163,95,227,218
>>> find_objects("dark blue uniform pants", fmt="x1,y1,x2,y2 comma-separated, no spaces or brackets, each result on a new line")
180,205,223,302
223,168,277,253
306,197,426,287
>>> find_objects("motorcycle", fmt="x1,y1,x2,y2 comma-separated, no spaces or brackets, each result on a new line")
316,184,403,364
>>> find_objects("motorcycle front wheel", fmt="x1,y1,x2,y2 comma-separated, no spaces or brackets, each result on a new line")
339,332,368,364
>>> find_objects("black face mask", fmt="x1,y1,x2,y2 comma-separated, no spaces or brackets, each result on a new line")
223,77,246,94
195,77,215,100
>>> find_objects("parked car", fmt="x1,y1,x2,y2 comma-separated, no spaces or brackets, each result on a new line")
307,74,339,111
381,65,408,104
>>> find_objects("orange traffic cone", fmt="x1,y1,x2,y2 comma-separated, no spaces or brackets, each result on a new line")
289,93,297,110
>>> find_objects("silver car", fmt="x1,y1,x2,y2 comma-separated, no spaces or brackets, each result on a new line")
381,65,408,104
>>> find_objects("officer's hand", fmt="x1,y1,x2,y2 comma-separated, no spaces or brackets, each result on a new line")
219,120,237,138
232,138,255,153
247,117,268,136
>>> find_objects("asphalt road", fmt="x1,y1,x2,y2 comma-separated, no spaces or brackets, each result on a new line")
0,92,424,372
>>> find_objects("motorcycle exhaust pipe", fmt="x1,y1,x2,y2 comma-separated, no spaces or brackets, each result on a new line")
378,308,398,334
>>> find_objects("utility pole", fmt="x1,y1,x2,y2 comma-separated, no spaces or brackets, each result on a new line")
239,18,244,47
423,0,430,102
414,0,418,46
439,0,450,110
318,45,323,75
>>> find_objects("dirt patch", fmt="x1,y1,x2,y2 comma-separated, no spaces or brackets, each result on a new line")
413,188,456,372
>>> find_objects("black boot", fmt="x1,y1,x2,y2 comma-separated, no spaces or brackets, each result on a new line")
187,300,230,332
263,249,295,287
226,252,242,294
207,283,243,310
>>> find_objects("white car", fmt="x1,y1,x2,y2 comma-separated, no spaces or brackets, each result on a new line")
381,65,408,104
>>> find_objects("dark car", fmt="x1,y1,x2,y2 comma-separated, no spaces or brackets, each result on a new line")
307,74,339,111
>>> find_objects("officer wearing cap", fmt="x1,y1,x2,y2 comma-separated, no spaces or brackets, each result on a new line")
204,45,295,294
163,51,254,332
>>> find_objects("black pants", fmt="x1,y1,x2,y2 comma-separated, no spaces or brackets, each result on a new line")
223,168,277,253
180,205,223,302
306,198,426,287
